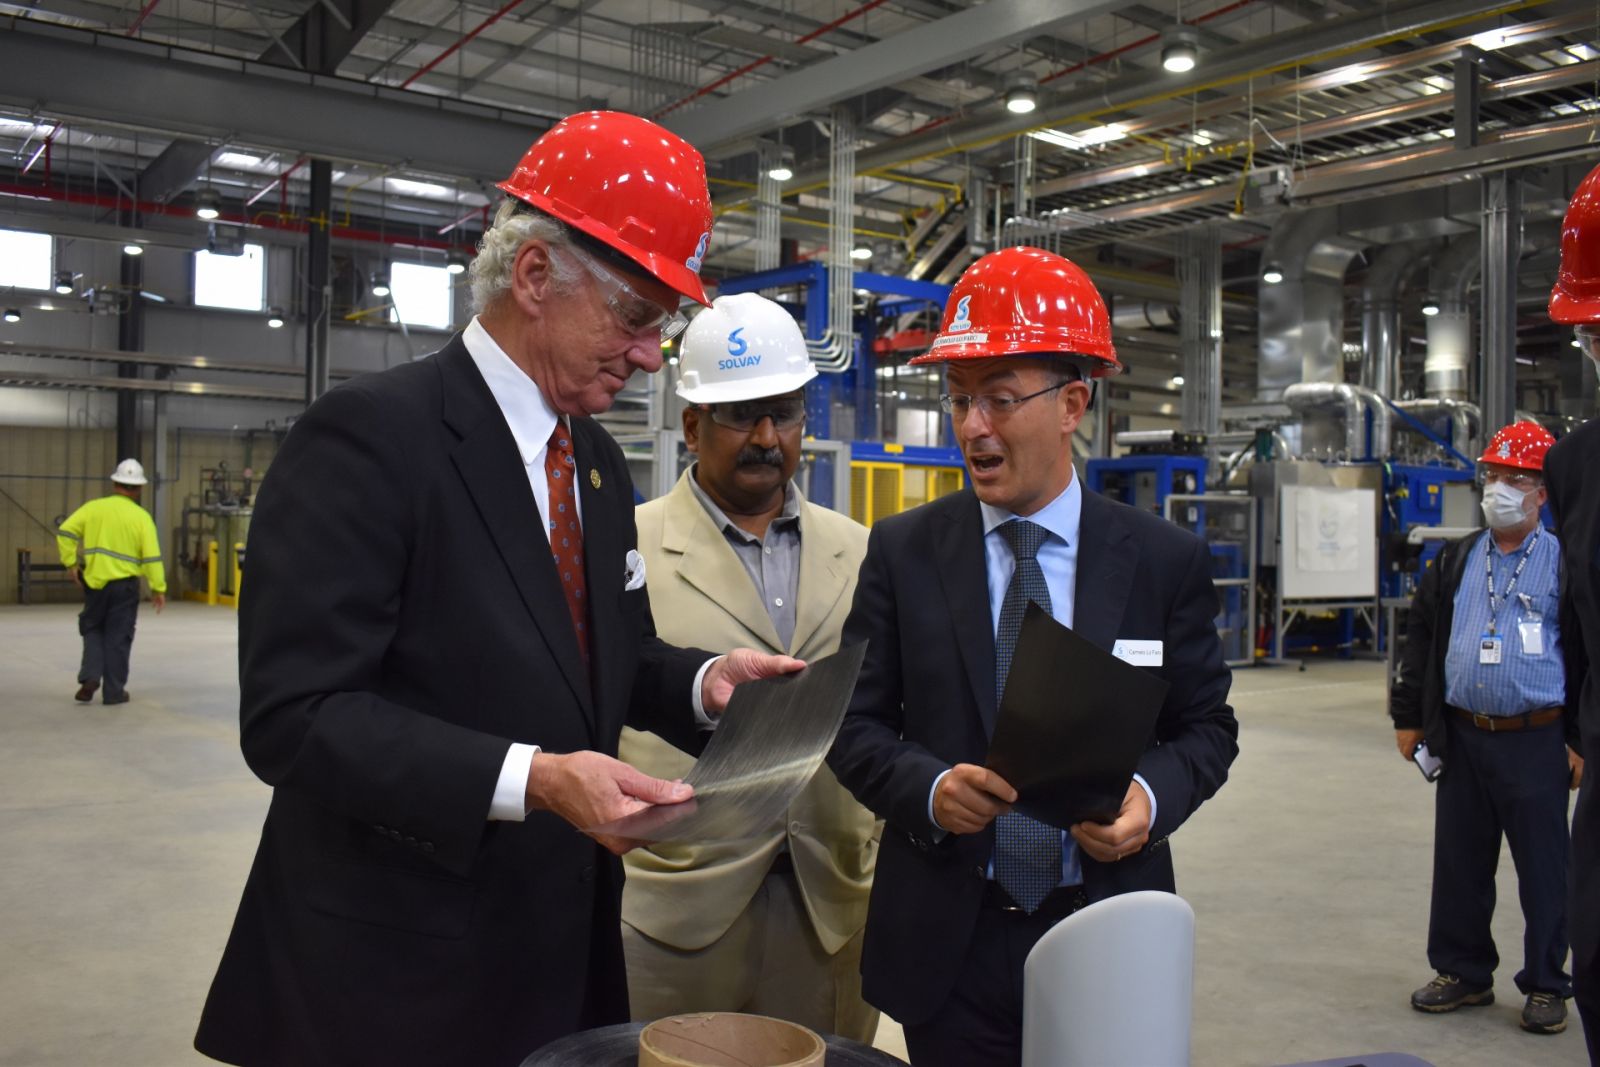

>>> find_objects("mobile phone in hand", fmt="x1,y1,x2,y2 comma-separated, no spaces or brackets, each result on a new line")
1413,741,1443,782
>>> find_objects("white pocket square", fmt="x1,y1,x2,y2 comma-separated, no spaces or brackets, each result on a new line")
624,549,647,591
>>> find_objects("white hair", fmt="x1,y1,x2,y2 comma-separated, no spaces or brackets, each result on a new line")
469,200,584,314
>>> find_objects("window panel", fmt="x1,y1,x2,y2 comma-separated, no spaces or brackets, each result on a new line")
389,262,453,330
194,243,266,311
0,229,53,291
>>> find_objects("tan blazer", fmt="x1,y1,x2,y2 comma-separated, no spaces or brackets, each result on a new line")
620,469,878,954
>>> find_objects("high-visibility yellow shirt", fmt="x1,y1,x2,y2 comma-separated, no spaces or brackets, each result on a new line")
56,494,167,593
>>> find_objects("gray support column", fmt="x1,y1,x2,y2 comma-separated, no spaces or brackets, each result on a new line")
754,142,781,274
1180,224,1222,438
1454,48,1481,149
152,394,169,564
305,160,333,407
1012,134,1035,222
1479,169,1520,432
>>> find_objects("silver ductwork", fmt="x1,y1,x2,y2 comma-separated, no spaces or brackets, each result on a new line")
1423,237,1481,400
1392,397,1480,458
1282,382,1392,460
1112,302,1180,330
1257,208,1367,401
1359,241,1432,398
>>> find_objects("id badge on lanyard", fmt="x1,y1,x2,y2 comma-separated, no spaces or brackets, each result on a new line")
1479,634,1503,665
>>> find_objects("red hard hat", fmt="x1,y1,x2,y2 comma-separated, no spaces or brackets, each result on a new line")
1550,158,1600,325
497,111,714,306
1478,420,1556,472
911,246,1120,376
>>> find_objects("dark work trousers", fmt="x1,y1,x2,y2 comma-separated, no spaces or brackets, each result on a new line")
902,886,1087,1067
78,577,140,703
1428,716,1572,997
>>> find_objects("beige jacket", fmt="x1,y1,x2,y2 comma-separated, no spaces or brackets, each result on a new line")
620,469,878,954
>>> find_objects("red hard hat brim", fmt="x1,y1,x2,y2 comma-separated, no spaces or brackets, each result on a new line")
908,344,1122,377
1549,288,1600,326
495,182,711,307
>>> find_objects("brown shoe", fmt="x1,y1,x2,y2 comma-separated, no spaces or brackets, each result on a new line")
1410,973,1494,1012
1521,992,1567,1034
74,682,97,703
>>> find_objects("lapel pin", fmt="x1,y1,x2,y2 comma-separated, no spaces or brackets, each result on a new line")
590,469,602,489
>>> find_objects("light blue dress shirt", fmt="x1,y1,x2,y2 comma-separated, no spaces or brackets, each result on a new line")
1443,527,1565,715
929,475,1156,888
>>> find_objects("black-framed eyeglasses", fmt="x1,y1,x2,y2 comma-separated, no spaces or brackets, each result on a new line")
701,397,807,432
939,381,1066,420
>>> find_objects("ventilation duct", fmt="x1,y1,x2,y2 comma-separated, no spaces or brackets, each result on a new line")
1256,208,1367,401
1359,241,1432,399
1422,236,1480,400
1282,382,1391,460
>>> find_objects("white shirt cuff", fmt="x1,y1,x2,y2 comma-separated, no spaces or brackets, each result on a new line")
927,768,952,838
1132,772,1157,832
692,656,722,728
489,742,539,821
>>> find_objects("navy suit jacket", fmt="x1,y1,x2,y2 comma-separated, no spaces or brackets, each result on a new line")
195,336,712,1067
1546,418,1600,1014
825,485,1238,1024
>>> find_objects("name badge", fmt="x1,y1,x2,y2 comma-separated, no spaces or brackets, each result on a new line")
1519,618,1544,656
1479,634,1503,665
1112,639,1164,667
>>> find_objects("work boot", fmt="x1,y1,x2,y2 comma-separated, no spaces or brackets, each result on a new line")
1410,973,1494,1012
1521,992,1567,1034
74,681,98,703
103,692,129,706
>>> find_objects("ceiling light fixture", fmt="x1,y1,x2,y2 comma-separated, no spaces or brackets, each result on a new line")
122,243,144,256
1261,265,1284,285
2,308,20,324
1171,374,1186,387
1161,25,1200,74
54,270,74,295
851,247,873,261
445,252,468,276
266,306,286,329
1004,71,1038,115
195,187,222,221
1421,299,1441,316
371,268,391,298
767,145,796,183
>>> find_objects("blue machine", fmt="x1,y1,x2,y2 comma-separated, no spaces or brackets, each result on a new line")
1380,462,1476,598
1084,455,1208,516
717,263,951,510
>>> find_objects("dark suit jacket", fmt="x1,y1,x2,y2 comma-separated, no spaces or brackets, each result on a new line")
194,336,712,1067
1546,418,1600,1014
825,485,1238,1025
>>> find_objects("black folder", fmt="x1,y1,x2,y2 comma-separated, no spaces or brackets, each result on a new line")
985,602,1168,828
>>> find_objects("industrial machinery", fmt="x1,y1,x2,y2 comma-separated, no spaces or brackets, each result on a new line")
849,442,965,526
178,461,253,604
1086,431,1208,517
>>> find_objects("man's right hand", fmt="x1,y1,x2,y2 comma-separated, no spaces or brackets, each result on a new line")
1395,728,1424,761
933,764,1016,834
70,568,82,590
525,750,692,855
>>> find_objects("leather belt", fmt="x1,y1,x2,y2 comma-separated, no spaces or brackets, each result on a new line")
983,881,1089,924
1451,706,1562,733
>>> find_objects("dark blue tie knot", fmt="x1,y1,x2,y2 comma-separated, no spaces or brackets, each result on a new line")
998,519,1049,561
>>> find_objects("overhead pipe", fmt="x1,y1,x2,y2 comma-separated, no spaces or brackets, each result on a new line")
1256,207,1366,401
808,107,856,373
1282,382,1392,460
1359,240,1433,399
1393,397,1480,457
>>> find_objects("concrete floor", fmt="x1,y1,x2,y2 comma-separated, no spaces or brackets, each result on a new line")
0,601,1585,1066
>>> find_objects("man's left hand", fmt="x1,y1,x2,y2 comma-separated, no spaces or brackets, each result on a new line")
701,649,806,715
1070,779,1152,863
1571,746,1585,791
152,593,166,614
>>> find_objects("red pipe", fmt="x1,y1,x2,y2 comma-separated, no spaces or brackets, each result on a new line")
401,0,526,90
246,156,307,209
1040,0,1256,86
652,0,890,120
126,0,163,36
21,125,61,178
0,180,474,253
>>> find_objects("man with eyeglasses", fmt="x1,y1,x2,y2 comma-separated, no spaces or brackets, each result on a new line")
825,246,1238,1066
1546,156,1600,1062
195,114,804,1067
1390,420,1579,1036
618,292,879,1043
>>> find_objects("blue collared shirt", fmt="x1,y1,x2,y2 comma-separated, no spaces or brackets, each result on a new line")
928,475,1155,887
1443,527,1565,715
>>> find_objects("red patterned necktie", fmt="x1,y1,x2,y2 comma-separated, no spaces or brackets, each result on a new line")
545,422,588,662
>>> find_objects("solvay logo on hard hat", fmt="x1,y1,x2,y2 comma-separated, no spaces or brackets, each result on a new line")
949,294,973,331
718,327,760,370
686,231,710,274
1499,439,1512,459
727,328,749,357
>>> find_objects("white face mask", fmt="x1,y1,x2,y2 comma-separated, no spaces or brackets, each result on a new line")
1480,480,1532,529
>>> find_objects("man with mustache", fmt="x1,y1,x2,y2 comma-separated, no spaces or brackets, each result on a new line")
619,292,879,1043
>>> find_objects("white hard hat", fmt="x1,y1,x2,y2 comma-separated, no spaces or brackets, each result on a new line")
675,293,818,404
110,458,148,486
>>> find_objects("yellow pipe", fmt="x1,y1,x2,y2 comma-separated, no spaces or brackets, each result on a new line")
863,169,966,196
206,540,218,607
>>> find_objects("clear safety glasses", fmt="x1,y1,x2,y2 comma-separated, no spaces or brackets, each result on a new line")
563,245,689,342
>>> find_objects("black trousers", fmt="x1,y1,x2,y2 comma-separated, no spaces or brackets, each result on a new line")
902,885,1087,1067
1427,716,1571,996
78,577,140,703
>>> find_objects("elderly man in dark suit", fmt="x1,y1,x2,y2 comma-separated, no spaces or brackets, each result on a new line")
1548,156,1600,1064
826,246,1239,1067
193,112,800,1067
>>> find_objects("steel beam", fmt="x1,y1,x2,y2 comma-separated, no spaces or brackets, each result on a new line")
0,23,544,182
664,0,1122,149
1179,225,1222,438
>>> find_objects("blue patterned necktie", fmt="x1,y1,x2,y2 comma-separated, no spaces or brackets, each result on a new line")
993,519,1062,912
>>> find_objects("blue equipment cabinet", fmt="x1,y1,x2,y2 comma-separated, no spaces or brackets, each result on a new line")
1085,455,1208,516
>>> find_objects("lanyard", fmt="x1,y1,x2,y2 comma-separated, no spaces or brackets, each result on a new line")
1484,528,1539,635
